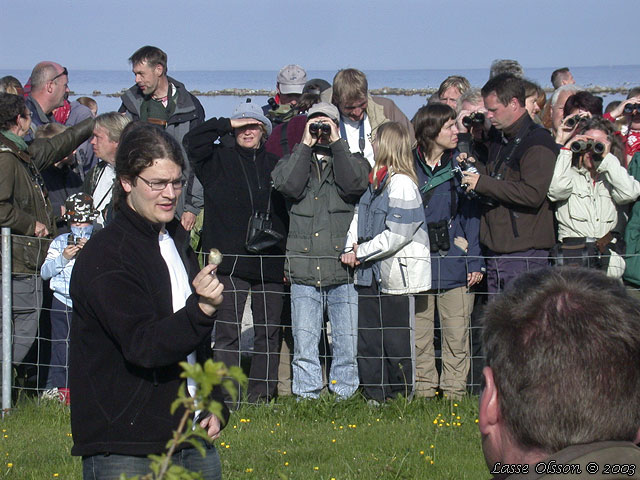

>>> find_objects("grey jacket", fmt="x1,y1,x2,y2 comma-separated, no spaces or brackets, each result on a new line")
118,76,205,217
272,139,370,287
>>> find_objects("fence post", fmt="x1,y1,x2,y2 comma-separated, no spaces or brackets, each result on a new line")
2,227,12,416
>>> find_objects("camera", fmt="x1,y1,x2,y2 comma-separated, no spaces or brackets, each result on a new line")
462,112,485,129
624,103,640,114
309,122,331,136
570,139,605,155
452,160,480,200
565,115,588,129
67,235,78,246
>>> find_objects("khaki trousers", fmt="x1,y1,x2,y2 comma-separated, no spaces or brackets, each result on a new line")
414,286,472,398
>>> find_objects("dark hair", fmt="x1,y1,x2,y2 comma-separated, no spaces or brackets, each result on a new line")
0,93,25,130
412,103,456,157
113,122,184,209
563,91,603,118
482,267,640,453
481,73,525,107
522,79,542,99
579,116,625,163
551,67,570,89
627,86,640,99
129,46,168,75
0,76,23,95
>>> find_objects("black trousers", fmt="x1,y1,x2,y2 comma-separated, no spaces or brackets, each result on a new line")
356,283,412,403
214,275,283,403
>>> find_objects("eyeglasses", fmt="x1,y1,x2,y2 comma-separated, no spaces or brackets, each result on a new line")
49,67,68,83
137,175,185,191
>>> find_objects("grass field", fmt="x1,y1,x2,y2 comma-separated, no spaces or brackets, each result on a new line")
1,393,488,479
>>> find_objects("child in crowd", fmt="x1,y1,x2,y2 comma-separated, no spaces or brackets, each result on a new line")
40,193,98,404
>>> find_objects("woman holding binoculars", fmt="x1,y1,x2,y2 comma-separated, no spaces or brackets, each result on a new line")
548,117,640,278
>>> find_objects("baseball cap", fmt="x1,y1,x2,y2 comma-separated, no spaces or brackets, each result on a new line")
306,102,339,122
277,64,307,95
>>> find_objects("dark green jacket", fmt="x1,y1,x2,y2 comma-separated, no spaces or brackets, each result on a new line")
0,118,94,273
272,139,370,286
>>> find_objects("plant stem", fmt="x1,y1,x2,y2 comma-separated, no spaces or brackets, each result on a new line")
157,408,191,479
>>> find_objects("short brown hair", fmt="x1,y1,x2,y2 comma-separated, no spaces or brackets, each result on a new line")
437,75,470,100
129,46,168,75
412,103,456,158
332,68,368,106
482,267,640,453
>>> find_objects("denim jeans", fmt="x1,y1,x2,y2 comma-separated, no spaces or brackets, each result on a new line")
290,283,358,398
82,443,221,480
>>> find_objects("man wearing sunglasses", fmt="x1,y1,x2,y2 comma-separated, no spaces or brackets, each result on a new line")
24,63,69,141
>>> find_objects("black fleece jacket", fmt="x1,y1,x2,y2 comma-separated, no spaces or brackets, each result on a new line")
69,203,229,457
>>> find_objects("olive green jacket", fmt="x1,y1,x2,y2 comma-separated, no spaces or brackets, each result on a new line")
0,118,94,273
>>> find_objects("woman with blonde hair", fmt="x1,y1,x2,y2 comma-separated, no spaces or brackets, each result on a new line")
341,121,431,404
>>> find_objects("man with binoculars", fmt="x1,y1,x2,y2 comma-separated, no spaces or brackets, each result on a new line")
460,74,558,294
272,102,370,400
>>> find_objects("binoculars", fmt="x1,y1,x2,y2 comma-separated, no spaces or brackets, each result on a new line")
462,112,485,128
565,115,588,129
570,139,605,155
309,122,331,135
624,103,640,114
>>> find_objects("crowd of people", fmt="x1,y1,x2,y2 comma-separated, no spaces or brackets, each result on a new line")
2,49,640,478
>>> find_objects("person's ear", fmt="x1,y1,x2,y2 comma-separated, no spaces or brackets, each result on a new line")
478,366,500,434
120,177,133,193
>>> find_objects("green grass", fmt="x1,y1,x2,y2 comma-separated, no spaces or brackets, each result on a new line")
0,393,487,479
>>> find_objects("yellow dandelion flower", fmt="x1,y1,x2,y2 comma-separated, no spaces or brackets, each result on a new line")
457,422,461,426
331,380,337,384
233,425,237,429
331,420,335,424
276,423,280,426
453,403,458,407
419,450,424,455
475,419,479,423
376,418,380,422
456,416,460,420
1,429,5,432
245,468,253,473
225,445,230,449
283,451,287,455
270,430,274,434
314,466,319,470
7,463,13,467
332,439,336,443
437,424,442,428
446,423,450,426
3,435,7,438
435,391,439,395
220,442,226,446
53,474,59,478
339,426,343,429
430,444,434,448
284,462,289,466
430,460,434,464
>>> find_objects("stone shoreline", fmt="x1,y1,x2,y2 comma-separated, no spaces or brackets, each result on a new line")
76,85,632,99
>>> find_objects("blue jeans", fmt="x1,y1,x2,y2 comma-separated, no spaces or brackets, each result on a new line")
82,443,221,480
290,283,358,398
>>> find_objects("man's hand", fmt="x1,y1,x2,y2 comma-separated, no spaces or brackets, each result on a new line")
461,171,480,191
34,221,49,238
181,211,197,231
199,414,222,440
193,264,224,316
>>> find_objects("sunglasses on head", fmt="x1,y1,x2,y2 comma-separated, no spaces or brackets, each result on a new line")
50,67,68,83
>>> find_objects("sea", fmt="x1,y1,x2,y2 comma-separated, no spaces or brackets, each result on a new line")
1,65,639,120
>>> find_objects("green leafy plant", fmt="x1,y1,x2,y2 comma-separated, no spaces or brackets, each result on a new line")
123,359,246,480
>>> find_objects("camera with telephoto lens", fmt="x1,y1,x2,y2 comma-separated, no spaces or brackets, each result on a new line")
309,122,332,136
462,112,485,129
624,103,640,114
452,160,480,200
570,139,605,155
565,115,588,129
427,220,450,253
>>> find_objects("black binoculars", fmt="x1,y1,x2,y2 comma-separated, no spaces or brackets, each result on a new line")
565,115,588,129
570,139,605,155
624,103,640,114
462,112,485,128
309,122,331,135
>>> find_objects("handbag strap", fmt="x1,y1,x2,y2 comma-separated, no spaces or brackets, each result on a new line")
236,151,272,214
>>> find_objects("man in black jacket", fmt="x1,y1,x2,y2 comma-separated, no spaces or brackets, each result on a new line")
69,124,228,479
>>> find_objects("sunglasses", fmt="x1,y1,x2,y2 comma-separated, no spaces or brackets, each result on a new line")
50,67,68,83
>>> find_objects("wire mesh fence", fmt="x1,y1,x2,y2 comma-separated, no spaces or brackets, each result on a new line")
2,229,638,410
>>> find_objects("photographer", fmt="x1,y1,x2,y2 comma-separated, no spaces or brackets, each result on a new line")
548,117,640,278
272,102,370,400
461,74,558,294
412,104,484,399
184,99,288,405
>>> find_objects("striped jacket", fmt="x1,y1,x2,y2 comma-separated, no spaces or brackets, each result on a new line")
346,171,431,294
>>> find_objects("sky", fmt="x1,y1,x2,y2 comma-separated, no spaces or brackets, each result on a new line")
2,0,638,71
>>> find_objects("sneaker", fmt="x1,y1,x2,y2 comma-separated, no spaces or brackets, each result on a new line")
41,388,60,401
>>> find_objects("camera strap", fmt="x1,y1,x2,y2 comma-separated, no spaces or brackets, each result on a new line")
491,122,540,177
339,116,366,154
415,149,458,222
237,152,272,215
